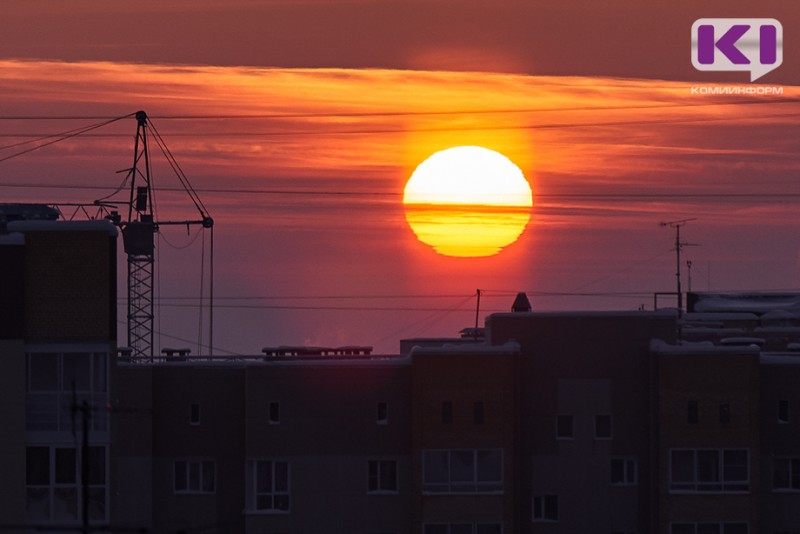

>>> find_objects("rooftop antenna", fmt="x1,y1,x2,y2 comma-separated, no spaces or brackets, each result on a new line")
659,218,698,314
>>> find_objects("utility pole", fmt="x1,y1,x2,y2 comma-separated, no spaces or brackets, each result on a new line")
659,218,698,314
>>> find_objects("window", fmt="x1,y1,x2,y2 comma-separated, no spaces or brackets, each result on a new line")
773,457,800,491
422,449,503,493
442,401,453,424
474,401,485,424
611,458,637,486
670,523,748,534
595,415,612,439
190,403,201,425
688,400,699,423
778,400,790,423
556,415,573,439
268,402,280,425
719,403,730,424
669,449,749,492
246,460,290,512
532,494,558,522
174,460,215,493
368,460,398,493
424,525,501,534
26,445,107,523
377,402,388,425
25,351,108,432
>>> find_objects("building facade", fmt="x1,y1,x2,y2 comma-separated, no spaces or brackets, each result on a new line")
4,215,800,534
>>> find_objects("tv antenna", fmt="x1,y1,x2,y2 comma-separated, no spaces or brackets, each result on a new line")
659,218,698,313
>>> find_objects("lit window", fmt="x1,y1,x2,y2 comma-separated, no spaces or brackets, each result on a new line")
368,460,398,493
532,494,558,522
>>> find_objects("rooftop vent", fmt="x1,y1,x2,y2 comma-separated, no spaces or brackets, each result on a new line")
511,292,532,313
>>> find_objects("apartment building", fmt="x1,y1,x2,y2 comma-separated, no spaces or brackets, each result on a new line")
4,211,800,534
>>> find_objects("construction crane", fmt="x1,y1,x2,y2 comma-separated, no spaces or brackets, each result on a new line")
0,110,212,359
113,111,214,360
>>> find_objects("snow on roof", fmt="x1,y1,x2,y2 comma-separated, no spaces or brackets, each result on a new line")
7,219,118,236
650,339,760,356
408,340,520,356
760,353,800,365
0,232,24,245
682,312,759,322
690,292,800,314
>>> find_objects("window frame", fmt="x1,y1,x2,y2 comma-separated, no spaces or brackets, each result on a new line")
423,524,503,534
778,399,790,424
246,459,291,514
669,448,750,493
377,401,389,425
422,449,503,494
190,403,201,425
611,457,638,486
26,445,108,524
556,415,573,440
772,456,800,492
268,402,280,425
173,459,216,494
595,414,613,440
532,494,558,523
669,522,749,534
25,348,109,433
367,460,398,494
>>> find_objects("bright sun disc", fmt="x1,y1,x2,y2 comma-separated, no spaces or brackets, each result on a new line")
403,146,533,257
404,146,532,207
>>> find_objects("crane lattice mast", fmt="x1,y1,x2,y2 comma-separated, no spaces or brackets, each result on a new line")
119,111,213,360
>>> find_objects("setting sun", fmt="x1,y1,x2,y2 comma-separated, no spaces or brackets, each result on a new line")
403,146,533,257
403,146,533,207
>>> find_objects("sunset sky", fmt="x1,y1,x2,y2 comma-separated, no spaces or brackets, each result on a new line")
2,0,799,354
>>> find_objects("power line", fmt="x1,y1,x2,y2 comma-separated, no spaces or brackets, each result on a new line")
2,182,800,200
1,96,798,121
2,110,799,141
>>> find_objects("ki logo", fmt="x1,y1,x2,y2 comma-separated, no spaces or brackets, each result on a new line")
691,18,783,82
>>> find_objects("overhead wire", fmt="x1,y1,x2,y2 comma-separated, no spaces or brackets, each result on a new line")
0,113,135,162
0,95,798,121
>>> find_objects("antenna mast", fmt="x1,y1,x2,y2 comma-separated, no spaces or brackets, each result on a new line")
659,218,697,313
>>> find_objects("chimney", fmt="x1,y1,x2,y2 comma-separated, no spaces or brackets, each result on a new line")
511,292,532,313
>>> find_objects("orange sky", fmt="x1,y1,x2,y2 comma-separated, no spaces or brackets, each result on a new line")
1,2,800,354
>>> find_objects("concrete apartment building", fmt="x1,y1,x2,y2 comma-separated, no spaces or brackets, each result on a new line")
3,211,800,534
0,213,117,531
